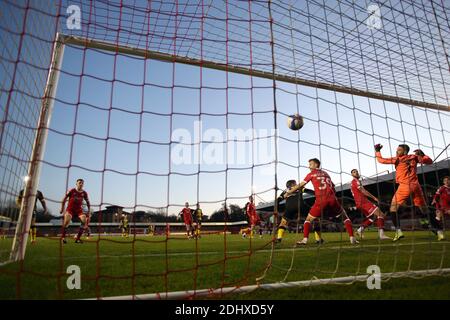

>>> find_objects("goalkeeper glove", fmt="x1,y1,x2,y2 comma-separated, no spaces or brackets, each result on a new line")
374,144,383,152
414,149,425,156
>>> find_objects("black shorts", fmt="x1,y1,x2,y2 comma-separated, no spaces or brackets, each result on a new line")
283,193,304,221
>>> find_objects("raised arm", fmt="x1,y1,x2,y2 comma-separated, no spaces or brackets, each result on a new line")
375,144,396,164
37,191,47,213
285,180,307,197
414,149,432,165
39,197,47,213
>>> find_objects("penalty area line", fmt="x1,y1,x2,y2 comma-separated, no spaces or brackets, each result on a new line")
31,240,445,261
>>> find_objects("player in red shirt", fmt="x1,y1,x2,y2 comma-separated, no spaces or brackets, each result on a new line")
60,179,90,244
375,143,433,241
350,169,390,240
432,176,450,241
285,158,358,245
242,196,261,239
179,202,194,239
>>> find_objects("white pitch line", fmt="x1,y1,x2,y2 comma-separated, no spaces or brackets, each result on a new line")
87,267,450,300
29,240,446,261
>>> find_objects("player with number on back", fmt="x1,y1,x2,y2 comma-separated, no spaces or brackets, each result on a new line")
375,144,432,241
350,169,390,240
284,158,358,246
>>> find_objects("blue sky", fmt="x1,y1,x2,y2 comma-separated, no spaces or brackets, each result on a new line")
0,0,439,217
37,44,450,217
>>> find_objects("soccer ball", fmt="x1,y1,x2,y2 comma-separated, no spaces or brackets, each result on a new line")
287,114,304,130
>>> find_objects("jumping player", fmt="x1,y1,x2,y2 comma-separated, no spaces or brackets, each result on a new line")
179,202,194,239
60,179,90,244
16,189,47,244
375,144,432,241
432,176,450,241
284,158,358,246
350,169,390,240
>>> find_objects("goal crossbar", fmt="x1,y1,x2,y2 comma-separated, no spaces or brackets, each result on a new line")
60,34,449,112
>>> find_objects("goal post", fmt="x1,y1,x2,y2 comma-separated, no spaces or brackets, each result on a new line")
9,34,65,263
0,0,449,300
7,31,447,265
60,34,449,112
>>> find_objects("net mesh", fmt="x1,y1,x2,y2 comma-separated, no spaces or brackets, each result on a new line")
0,0,449,299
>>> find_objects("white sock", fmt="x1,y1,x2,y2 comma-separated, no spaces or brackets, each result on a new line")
437,230,444,236
396,228,402,233
357,226,364,233
379,229,385,237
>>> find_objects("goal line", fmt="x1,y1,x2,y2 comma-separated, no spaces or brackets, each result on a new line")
86,268,450,300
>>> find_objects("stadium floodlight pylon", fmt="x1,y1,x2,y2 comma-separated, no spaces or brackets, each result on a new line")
8,34,65,264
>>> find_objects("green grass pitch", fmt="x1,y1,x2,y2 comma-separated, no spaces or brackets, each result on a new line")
0,231,449,299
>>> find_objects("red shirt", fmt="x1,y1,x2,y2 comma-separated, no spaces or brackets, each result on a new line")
181,208,193,223
434,186,450,210
303,169,336,199
246,202,260,225
246,202,256,217
66,188,89,212
351,178,370,207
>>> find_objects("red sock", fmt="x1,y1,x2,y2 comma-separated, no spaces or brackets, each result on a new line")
377,217,384,229
362,217,374,228
303,221,311,238
76,227,83,240
344,219,354,237
61,227,67,238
